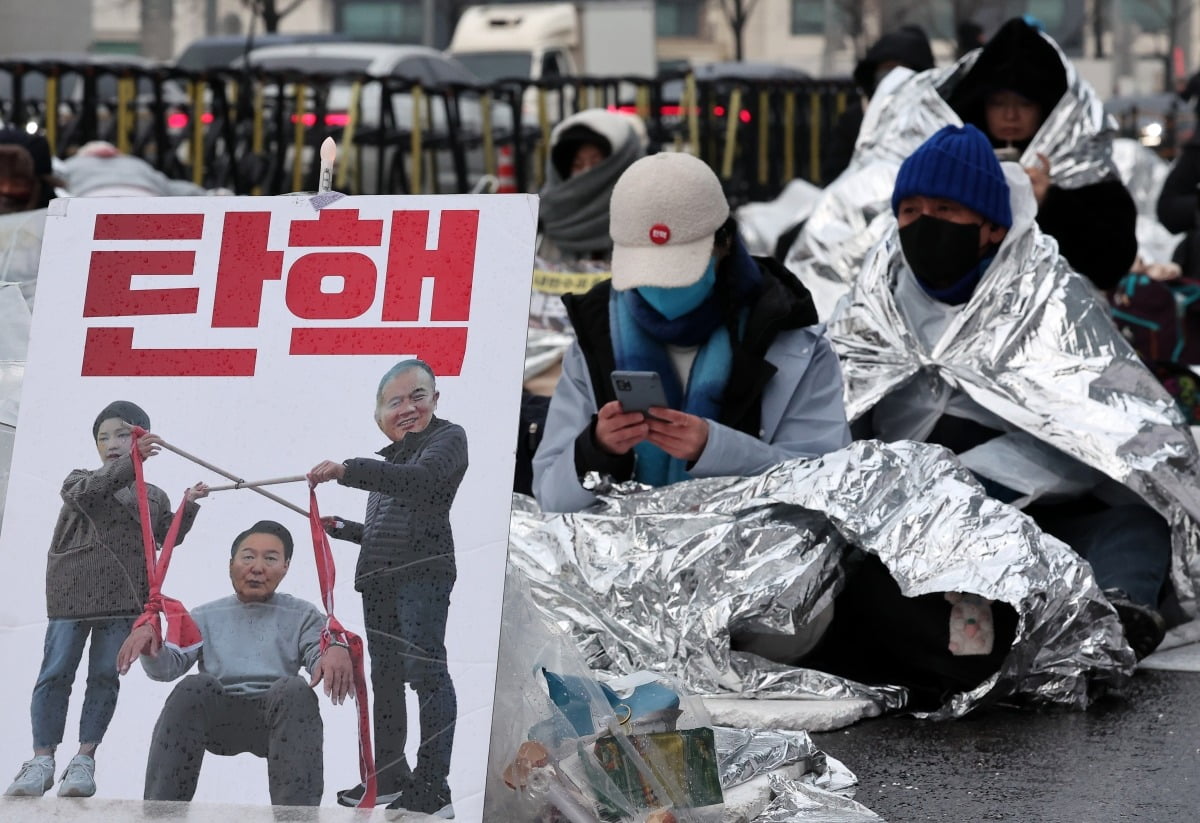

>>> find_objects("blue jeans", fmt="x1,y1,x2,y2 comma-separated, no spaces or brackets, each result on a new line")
30,617,134,749
1031,503,1171,608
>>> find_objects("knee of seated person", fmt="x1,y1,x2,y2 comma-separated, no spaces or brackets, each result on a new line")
1107,504,1171,546
270,675,317,704
167,673,222,702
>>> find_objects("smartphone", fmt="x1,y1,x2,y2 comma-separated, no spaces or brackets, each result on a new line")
610,370,670,418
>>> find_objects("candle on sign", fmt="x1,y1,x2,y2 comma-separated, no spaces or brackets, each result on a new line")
319,136,337,193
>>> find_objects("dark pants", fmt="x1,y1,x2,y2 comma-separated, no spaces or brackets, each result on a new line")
143,674,323,806
802,553,1019,712
361,572,457,797
927,415,1173,610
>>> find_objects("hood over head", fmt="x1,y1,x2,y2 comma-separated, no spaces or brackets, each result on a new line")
854,25,936,97
944,17,1068,147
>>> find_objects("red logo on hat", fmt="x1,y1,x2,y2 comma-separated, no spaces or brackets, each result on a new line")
649,224,670,245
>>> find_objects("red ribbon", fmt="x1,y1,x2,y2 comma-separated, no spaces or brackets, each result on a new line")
309,485,377,808
130,427,201,651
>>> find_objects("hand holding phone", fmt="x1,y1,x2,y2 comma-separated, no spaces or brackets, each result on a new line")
594,400,652,456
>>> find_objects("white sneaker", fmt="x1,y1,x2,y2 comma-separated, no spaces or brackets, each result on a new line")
57,754,96,797
4,755,55,797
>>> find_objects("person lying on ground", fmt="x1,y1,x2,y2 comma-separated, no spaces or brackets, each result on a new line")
60,141,208,197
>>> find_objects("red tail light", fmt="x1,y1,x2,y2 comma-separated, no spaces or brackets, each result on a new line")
166,112,214,130
287,113,349,127
710,106,752,123
609,104,695,117
605,103,749,121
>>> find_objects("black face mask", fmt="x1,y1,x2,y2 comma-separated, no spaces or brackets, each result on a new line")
898,214,986,291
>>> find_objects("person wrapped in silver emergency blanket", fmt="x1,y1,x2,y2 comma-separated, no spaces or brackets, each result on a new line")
828,124,1200,663
508,435,1136,718
784,17,1135,318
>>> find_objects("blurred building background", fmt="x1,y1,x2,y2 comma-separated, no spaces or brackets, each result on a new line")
0,0,1196,95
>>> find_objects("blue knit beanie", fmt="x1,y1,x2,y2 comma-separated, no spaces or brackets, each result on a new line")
891,124,1013,228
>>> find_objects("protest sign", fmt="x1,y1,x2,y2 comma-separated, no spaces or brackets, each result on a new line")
0,192,536,820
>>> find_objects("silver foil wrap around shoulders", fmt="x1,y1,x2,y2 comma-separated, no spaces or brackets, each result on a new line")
827,206,1200,623
780,34,1121,318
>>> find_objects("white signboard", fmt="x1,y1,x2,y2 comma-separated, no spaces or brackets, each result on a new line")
0,193,536,820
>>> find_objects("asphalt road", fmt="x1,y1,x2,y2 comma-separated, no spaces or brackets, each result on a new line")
810,669,1200,822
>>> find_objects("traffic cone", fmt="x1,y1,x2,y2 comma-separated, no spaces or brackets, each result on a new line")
496,145,517,193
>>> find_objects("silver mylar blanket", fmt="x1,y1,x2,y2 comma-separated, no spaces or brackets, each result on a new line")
713,727,880,822
1111,137,1169,218
1110,136,1181,264
826,176,1200,619
508,438,1135,720
779,32,1119,318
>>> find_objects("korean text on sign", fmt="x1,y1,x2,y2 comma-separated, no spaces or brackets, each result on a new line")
81,207,479,378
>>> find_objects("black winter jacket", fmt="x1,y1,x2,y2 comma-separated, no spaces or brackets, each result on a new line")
562,254,818,480
331,416,467,588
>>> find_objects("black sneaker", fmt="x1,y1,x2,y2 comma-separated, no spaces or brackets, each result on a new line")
336,781,404,808
387,779,454,819
1104,589,1167,661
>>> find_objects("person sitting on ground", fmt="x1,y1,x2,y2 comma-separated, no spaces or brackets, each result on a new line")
956,20,986,59
782,16,1138,320
0,129,61,210
829,124,1184,661
823,25,935,183
117,520,354,807
1155,72,1200,281
538,109,647,264
0,142,42,216
524,111,648,452
3,401,206,800
532,152,852,513
944,16,1138,290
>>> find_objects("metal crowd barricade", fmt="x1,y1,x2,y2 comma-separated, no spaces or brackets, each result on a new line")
0,60,858,204
0,58,190,177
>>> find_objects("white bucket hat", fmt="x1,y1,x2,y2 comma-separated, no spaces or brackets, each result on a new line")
608,152,730,291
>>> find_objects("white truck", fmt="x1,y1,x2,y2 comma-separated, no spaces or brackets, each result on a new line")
448,1,657,85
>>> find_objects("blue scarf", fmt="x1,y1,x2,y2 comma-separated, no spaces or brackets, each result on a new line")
610,241,762,486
